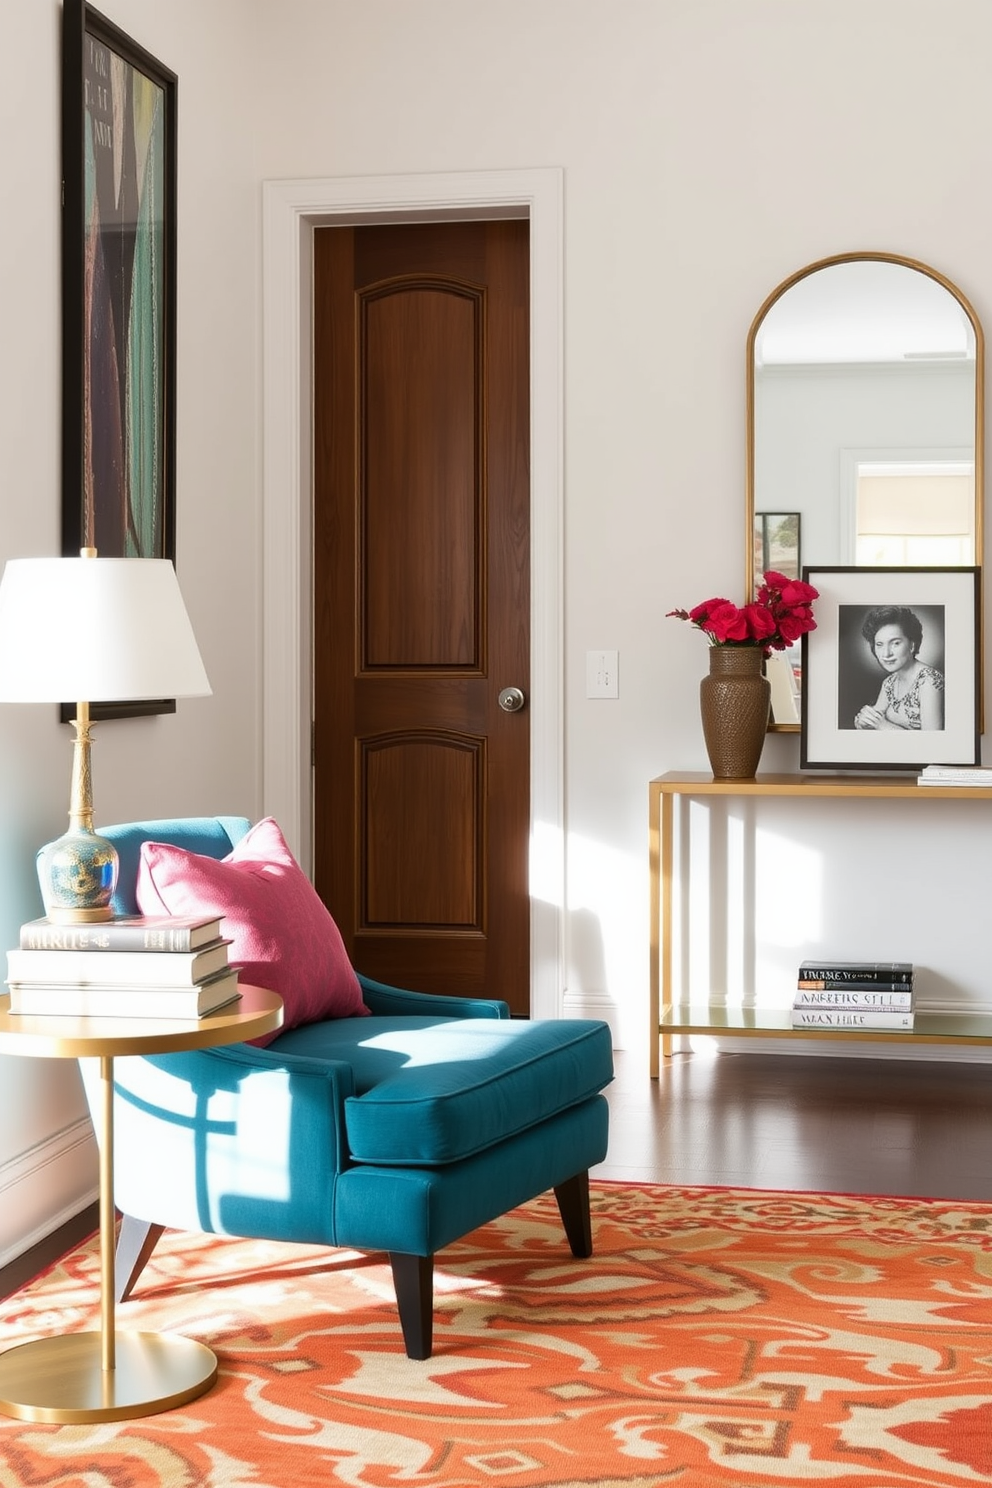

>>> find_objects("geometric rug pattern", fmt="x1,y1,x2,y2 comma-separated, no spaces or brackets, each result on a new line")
2,1182,992,1487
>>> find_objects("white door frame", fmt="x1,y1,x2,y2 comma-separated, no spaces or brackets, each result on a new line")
260,168,564,1020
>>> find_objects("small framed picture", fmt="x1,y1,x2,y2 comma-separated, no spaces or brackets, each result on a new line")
753,512,801,582
800,566,980,771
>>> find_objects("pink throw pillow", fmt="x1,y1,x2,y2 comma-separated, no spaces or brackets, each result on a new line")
136,817,367,1045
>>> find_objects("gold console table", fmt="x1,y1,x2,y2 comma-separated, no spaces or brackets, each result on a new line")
0,983,283,1423
649,771,992,1078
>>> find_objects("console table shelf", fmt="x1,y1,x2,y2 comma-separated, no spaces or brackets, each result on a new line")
662,1007,992,1043
649,771,992,1077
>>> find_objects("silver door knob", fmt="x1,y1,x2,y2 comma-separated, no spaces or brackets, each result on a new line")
498,686,526,713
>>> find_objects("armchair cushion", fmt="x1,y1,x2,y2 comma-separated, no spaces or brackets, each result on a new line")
136,816,368,1045
272,1014,614,1165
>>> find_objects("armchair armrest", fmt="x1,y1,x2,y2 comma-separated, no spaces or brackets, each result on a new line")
89,1043,359,1246
357,972,510,1020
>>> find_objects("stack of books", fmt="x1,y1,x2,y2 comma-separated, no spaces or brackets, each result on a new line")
5,913,240,1018
791,960,915,1031
918,764,992,788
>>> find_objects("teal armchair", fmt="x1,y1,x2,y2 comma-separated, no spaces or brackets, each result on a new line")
81,817,613,1358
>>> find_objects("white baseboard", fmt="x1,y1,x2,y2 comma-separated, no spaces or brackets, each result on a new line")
562,989,623,1046
0,1119,98,1270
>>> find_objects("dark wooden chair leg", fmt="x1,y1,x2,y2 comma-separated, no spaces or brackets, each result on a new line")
115,1215,166,1303
554,1170,593,1257
389,1251,434,1360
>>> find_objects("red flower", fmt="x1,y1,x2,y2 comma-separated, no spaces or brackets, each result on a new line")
741,602,778,642
701,601,750,643
686,598,730,626
758,573,819,611
669,571,819,654
776,605,816,644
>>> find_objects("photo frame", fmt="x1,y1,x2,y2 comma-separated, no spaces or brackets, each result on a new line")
754,511,801,582
62,0,177,720
800,566,980,771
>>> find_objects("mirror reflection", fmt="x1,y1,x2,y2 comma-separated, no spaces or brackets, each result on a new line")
746,253,984,728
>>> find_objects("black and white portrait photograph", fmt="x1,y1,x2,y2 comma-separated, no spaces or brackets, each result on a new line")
838,603,945,733
801,567,979,771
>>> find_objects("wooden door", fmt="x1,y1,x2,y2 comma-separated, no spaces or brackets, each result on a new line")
312,220,531,1013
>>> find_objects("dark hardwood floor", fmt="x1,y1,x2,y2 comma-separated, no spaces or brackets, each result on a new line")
0,1201,98,1302
594,1047,992,1201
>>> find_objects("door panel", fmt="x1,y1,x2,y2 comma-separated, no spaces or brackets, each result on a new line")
363,282,481,668
362,733,482,926
313,220,530,1012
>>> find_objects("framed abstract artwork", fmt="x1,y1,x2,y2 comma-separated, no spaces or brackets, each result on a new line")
61,0,177,718
800,566,980,772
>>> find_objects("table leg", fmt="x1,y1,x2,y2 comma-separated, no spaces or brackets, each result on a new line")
660,791,674,1066
0,1055,218,1423
99,1055,115,1371
650,785,677,1076
649,782,661,1077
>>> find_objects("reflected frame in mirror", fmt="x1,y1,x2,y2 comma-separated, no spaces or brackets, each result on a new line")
745,252,984,733
754,511,801,580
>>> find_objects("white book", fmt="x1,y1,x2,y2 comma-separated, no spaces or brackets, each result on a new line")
918,765,992,784
6,939,231,988
918,776,992,788
7,968,241,1020
19,913,224,953
791,1008,915,1031
793,987,914,1010
920,763,992,776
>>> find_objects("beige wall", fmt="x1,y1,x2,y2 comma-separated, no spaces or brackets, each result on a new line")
250,0,992,1026
0,0,258,1262
2,0,990,1261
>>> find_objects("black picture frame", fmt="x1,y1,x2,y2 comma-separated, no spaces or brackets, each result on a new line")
62,0,177,720
800,566,980,772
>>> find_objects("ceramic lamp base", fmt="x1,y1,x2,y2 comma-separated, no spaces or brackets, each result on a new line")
38,828,119,923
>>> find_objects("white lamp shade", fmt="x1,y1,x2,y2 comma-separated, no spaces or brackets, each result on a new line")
0,557,212,703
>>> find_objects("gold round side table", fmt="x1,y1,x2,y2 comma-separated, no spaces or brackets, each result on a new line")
0,983,283,1423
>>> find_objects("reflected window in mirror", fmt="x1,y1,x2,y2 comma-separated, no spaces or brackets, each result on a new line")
854,463,974,565
746,253,984,730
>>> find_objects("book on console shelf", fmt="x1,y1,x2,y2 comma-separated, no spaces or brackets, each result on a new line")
794,986,914,1010
917,765,992,787
6,938,232,989
798,960,913,987
798,978,914,994
791,1006,915,1031
19,912,224,953
6,966,241,1019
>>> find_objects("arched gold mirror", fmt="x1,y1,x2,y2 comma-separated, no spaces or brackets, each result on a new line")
746,252,984,729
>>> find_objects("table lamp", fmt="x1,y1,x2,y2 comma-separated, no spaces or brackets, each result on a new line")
0,548,211,923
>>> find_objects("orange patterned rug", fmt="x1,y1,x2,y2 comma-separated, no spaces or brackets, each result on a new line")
2,1183,992,1486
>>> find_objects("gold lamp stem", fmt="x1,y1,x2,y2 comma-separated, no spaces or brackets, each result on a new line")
68,547,98,834
68,700,95,833
35,550,119,923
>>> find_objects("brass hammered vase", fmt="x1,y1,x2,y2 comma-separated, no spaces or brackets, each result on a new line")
699,646,771,779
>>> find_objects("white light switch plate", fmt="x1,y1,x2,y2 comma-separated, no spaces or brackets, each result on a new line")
586,649,619,698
